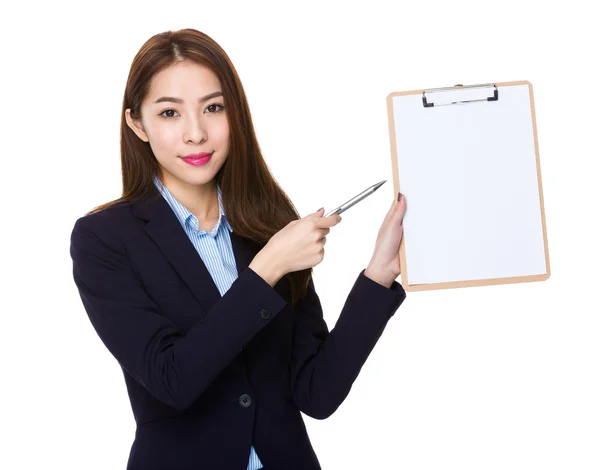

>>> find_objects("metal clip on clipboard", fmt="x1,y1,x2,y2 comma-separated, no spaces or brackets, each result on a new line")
422,83,499,107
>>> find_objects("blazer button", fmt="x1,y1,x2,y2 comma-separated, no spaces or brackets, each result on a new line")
260,308,271,320
239,393,252,408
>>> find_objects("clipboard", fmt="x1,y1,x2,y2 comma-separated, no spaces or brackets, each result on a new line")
386,80,550,292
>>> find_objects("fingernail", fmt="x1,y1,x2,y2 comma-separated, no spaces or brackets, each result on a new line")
398,192,402,201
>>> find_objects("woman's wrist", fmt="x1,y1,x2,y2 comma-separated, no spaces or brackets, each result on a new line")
249,250,284,287
364,263,397,289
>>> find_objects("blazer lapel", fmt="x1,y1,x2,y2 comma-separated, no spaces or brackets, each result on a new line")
131,186,261,313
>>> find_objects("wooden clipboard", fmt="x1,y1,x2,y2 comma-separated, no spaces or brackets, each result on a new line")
387,80,551,292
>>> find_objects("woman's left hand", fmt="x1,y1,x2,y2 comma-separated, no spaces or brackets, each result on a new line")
364,193,407,287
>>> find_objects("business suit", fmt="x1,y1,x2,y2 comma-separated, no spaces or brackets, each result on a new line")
70,182,407,470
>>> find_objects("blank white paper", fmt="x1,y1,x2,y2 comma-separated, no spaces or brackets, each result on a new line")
392,84,547,285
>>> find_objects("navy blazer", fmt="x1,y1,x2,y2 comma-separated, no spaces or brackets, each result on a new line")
70,186,407,470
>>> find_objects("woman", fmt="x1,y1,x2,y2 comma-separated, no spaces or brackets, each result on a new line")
70,28,408,470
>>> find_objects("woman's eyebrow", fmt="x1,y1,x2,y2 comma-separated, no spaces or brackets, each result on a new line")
153,91,223,105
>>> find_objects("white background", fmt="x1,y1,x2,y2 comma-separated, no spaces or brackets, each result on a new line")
1,1,598,469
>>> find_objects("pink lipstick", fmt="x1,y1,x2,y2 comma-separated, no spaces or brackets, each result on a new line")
181,152,212,166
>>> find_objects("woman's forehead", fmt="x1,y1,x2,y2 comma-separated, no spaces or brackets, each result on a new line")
147,62,221,102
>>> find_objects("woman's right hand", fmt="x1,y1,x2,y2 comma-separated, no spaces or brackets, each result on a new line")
255,208,342,279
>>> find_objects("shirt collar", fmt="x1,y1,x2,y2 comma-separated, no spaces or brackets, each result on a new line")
153,175,233,234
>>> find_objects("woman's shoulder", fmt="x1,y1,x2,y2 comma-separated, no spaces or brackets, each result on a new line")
71,200,139,247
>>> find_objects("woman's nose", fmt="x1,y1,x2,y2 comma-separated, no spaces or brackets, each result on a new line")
184,118,208,144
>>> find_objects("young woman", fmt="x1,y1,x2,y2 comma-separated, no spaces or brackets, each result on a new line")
70,28,407,470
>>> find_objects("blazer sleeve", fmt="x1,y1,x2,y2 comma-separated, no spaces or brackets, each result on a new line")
70,217,288,412
289,270,406,419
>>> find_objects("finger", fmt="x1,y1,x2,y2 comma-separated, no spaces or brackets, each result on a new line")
316,215,341,228
316,229,330,241
304,208,324,219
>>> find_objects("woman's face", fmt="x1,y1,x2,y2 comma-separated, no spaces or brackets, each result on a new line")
125,61,230,192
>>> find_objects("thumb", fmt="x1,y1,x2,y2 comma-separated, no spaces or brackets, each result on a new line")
395,193,407,218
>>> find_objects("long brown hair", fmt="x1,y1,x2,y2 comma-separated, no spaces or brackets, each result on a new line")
86,28,312,308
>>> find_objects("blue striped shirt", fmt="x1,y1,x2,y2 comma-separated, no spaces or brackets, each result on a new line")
153,175,264,470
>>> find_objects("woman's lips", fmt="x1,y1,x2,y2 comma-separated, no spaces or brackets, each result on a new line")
181,153,212,166
184,152,212,159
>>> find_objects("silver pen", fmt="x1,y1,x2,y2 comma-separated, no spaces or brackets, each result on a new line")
324,180,387,217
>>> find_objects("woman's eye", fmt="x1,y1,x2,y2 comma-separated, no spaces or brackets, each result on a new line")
159,109,179,118
206,103,224,113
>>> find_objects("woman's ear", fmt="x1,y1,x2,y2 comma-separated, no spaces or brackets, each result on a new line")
125,108,149,142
